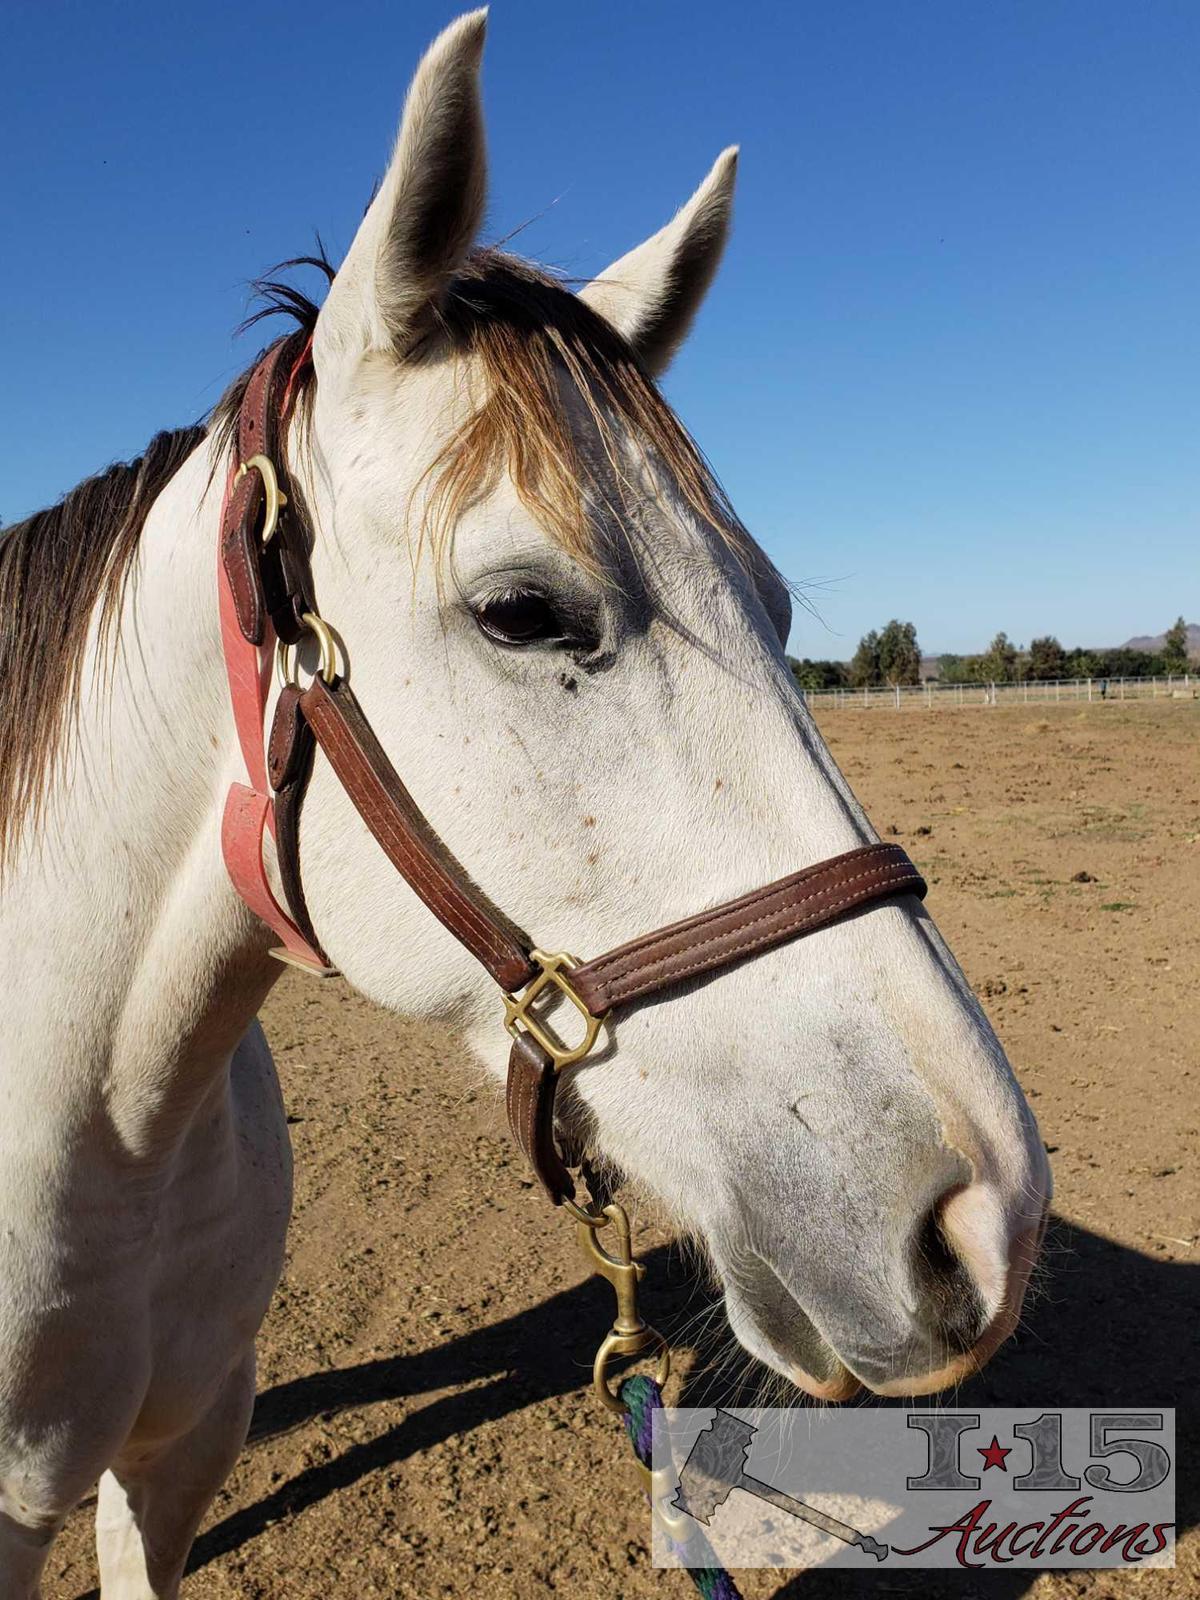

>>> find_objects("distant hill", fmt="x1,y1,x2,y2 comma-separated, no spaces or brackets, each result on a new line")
1121,622,1200,659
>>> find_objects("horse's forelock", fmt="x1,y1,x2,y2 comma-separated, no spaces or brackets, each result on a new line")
413,248,749,583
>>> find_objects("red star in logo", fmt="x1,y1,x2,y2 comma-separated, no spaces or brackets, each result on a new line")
978,1435,1011,1472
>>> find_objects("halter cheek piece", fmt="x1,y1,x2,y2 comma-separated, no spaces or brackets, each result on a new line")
219,335,928,1206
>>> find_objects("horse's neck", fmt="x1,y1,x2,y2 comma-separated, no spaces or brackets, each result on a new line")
0,437,280,1166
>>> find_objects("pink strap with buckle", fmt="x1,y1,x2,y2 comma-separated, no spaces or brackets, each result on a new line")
217,464,330,973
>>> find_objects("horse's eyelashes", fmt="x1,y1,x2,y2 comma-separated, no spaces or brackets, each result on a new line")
473,589,569,648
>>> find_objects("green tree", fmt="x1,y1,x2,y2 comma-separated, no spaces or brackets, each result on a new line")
790,657,849,692
1163,616,1189,674
1028,635,1066,680
876,619,922,685
1103,648,1162,678
938,653,973,683
849,629,881,687
1065,649,1102,680
976,631,1018,683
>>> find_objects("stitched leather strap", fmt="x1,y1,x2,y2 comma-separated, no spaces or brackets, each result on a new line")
221,332,318,648
570,843,925,1013
218,335,333,970
299,674,538,994
269,685,326,958
505,1033,576,1203
505,842,926,1201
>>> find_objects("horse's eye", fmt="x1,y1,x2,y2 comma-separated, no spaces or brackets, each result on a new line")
474,590,565,646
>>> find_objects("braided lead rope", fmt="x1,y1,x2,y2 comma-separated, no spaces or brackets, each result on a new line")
619,1375,745,1600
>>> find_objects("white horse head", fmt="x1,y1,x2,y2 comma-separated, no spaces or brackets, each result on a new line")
0,17,1056,1591
276,10,1049,1399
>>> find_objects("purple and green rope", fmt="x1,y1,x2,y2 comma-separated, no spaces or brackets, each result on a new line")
619,1375,744,1600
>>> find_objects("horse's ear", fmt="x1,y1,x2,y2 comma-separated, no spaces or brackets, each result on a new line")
578,147,738,377
315,9,488,366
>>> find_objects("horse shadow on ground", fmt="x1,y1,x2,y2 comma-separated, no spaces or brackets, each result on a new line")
146,1216,1192,1598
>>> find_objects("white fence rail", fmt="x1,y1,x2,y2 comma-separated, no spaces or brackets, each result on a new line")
800,675,1196,712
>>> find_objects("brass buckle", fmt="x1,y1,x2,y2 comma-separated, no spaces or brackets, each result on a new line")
234,453,288,543
502,949,607,1069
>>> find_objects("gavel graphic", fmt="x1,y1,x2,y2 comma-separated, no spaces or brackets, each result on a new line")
672,1409,889,1562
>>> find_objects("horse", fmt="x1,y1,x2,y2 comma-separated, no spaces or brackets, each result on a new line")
0,12,1050,1596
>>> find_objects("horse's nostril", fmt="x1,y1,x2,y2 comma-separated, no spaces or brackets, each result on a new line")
912,1194,988,1354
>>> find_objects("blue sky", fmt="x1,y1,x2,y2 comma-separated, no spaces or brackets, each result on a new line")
2,1,1196,656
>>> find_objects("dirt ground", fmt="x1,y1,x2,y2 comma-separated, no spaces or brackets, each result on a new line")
49,700,1197,1600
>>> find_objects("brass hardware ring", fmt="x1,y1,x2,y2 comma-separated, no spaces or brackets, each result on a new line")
277,612,338,688
234,454,289,544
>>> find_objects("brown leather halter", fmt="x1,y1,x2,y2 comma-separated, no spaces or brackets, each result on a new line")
220,335,928,1205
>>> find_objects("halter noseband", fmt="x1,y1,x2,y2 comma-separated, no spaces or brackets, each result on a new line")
218,335,928,1206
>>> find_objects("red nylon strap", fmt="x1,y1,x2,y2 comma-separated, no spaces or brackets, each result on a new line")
217,347,332,975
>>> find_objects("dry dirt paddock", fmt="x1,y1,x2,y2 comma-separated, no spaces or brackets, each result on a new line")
50,700,1197,1600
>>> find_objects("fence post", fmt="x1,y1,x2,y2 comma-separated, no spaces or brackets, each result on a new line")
1087,677,1093,702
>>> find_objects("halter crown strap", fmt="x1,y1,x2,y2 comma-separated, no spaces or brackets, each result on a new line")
218,342,929,1203
218,335,332,975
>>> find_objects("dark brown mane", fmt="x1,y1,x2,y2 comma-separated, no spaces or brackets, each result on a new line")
0,246,742,866
0,426,206,863
0,257,330,866
208,252,332,461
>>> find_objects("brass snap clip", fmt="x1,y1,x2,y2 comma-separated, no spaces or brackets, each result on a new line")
573,1202,671,1418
